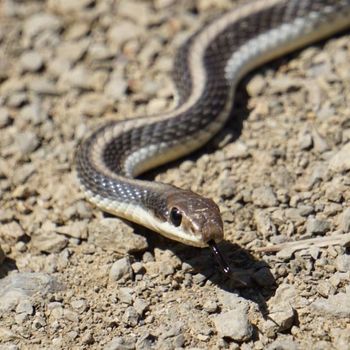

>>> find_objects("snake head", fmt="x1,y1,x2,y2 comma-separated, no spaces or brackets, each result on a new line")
160,189,224,247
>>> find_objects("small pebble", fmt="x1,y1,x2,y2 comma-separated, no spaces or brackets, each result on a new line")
109,257,133,282
306,218,330,235
20,51,44,72
203,300,218,313
104,337,136,350
246,75,267,97
328,143,350,173
122,306,139,327
252,186,278,207
335,254,350,272
15,131,40,156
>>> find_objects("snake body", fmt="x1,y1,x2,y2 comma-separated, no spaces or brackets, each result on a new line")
76,0,350,248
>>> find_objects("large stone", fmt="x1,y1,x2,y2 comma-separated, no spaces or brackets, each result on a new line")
0,273,63,313
88,218,148,254
213,306,253,342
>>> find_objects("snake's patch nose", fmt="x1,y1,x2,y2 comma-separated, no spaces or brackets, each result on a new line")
202,221,224,243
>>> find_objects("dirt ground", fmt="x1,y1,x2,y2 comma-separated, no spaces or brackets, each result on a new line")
0,0,350,349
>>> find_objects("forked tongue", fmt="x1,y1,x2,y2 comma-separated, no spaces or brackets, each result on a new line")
208,240,248,287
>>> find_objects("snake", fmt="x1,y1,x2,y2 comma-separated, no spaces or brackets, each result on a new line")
76,0,350,272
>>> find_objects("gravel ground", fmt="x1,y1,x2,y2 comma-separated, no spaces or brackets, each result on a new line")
1,0,350,349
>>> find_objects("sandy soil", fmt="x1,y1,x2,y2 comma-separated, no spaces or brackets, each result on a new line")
0,0,350,349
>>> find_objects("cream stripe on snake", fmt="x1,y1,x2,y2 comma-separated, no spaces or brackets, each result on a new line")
76,0,350,249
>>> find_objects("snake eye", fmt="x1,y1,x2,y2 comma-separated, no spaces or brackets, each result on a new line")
170,207,182,227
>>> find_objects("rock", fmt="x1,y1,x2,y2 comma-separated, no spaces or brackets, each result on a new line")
305,218,330,235
122,306,139,327
108,21,142,46
217,290,244,310
330,328,350,350
0,108,11,128
0,272,63,313
213,306,253,342
158,261,175,276
104,76,128,100
252,186,278,207
117,2,150,24
60,65,94,90
133,298,149,316
31,232,68,254
12,163,36,185
317,104,335,119
0,343,19,350
264,306,295,337
104,337,135,350
6,92,28,108
325,183,343,203
0,221,25,242
88,218,148,254
328,143,350,173
131,262,144,275
118,287,133,305
56,221,88,239
70,299,88,314
20,51,44,72
335,254,350,272
76,93,110,118
81,331,94,345
312,128,330,153
88,43,114,61
48,0,95,14
159,321,183,340
307,163,327,189
317,280,334,297
192,272,207,285
203,300,218,314
311,289,350,317
269,77,303,94
109,257,133,282
154,0,175,9
298,130,313,150
254,210,277,238
246,74,267,97
339,208,350,232
217,177,236,199
297,205,314,217
27,78,59,96
224,141,250,159
264,284,297,335
15,299,34,315
15,131,40,156
146,98,167,114
267,337,299,350
136,333,155,349
20,103,49,125
23,13,61,39
56,40,89,64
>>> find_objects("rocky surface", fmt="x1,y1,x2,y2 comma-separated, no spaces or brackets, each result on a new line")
1,0,350,349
